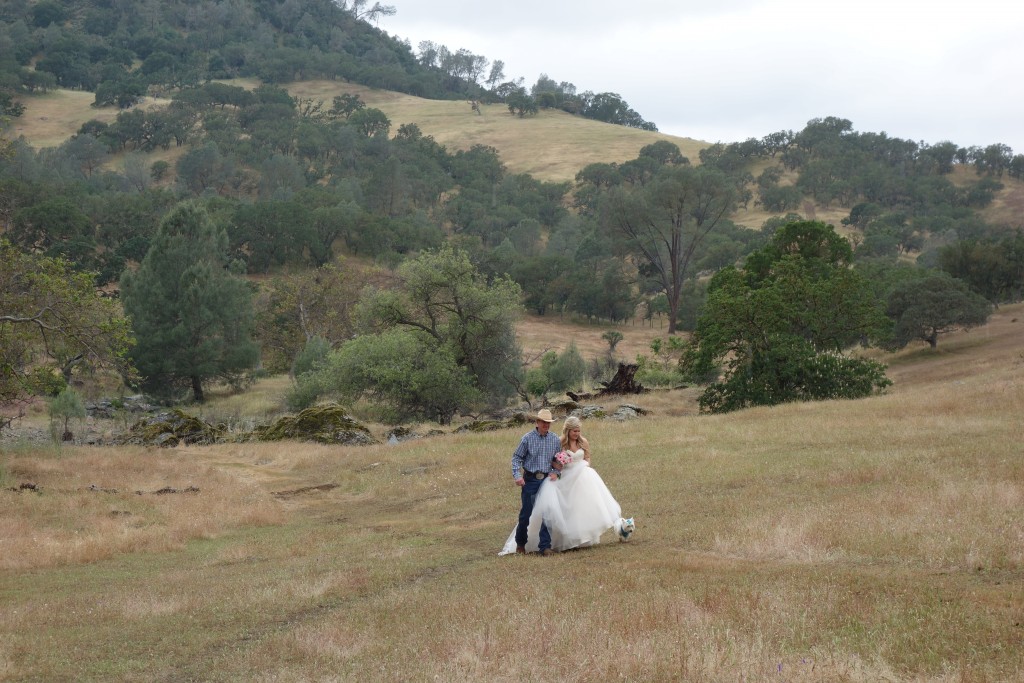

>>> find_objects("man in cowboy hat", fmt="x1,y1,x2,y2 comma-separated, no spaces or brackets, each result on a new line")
510,408,561,555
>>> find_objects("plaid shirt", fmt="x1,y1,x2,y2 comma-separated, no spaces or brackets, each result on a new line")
511,428,561,480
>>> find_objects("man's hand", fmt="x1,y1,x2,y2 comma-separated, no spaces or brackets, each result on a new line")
514,477,525,487
548,472,558,481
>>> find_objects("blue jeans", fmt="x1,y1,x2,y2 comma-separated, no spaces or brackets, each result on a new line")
515,475,551,551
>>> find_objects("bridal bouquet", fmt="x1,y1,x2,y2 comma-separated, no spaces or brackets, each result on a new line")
553,451,572,469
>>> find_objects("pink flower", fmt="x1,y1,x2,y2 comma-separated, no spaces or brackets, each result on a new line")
553,451,572,468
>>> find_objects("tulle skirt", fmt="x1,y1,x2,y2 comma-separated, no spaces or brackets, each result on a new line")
499,461,621,554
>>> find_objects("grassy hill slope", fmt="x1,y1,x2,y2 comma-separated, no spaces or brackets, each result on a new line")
11,81,709,184
284,80,711,183
14,82,1024,233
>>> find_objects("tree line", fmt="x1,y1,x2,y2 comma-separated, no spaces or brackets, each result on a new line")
2,128,1017,420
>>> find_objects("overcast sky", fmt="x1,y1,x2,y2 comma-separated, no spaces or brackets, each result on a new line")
379,0,1024,154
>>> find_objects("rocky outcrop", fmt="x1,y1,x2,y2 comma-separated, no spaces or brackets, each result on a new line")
116,410,226,447
15,398,650,449
249,405,377,446
114,404,376,447
86,395,156,419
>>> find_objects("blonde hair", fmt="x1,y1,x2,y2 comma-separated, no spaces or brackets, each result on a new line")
560,416,582,449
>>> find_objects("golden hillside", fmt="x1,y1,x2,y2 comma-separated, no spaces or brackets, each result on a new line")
11,82,1023,230
12,80,708,185
284,81,711,183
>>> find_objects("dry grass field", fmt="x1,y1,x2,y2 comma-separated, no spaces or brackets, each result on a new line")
515,312,670,364
9,89,169,150
1,304,1022,682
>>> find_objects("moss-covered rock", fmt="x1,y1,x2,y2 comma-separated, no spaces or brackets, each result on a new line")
505,412,533,426
251,405,376,445
386,426,443,443
453,419,508,433
572,406,608,420
549,398,580,413
616,403,650,416
117,410,226,447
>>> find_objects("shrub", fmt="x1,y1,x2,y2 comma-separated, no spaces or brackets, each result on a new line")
48,387,86,441
291,336,331,378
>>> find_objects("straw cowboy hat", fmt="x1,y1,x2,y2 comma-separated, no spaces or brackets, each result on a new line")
534,408,556,423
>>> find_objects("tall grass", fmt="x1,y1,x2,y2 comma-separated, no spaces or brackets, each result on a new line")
0,305,1021,681
0,446,285,571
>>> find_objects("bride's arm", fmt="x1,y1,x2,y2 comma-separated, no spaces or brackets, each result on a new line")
580,436,590,463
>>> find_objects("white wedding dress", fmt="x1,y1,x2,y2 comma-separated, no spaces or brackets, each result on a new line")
499,448,622,555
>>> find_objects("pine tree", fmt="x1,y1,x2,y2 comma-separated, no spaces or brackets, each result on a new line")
120,202,259,402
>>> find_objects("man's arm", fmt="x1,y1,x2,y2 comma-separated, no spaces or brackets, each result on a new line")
511,435,528,485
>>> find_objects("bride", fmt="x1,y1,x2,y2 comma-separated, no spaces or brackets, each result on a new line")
500,416,622,554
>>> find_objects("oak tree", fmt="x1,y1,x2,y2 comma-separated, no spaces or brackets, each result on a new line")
886,273,992,349
601,164,738,333
683,221,891,413
0,239,133,429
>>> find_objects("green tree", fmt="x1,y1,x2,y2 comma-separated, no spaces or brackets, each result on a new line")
348,107,391,137
507,90,539,118
523,341,586,404
253,262,376,374
228,199,315,272
31,1,67,27
343,0,397,23
60,133,110,178
600,164,738,333
743,219,853,283
175,142,235,196
601,330,624,353
120,202,259,402
974,143,1013,177
306,246,522,421
682,221,891,413
9,197,96,266
151,160,170,181
648,335,687,371
566,260,637,322
291,335,332,379
49,386,85,441
638,140,688,166
938,238,1021,304
885,273,993,349
307,329,477,423
93,76,146,109
511,254,572,315
364,246,522,400
637,335,688,387
0,239,134,431
581,91,657,130
330,93,366,119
